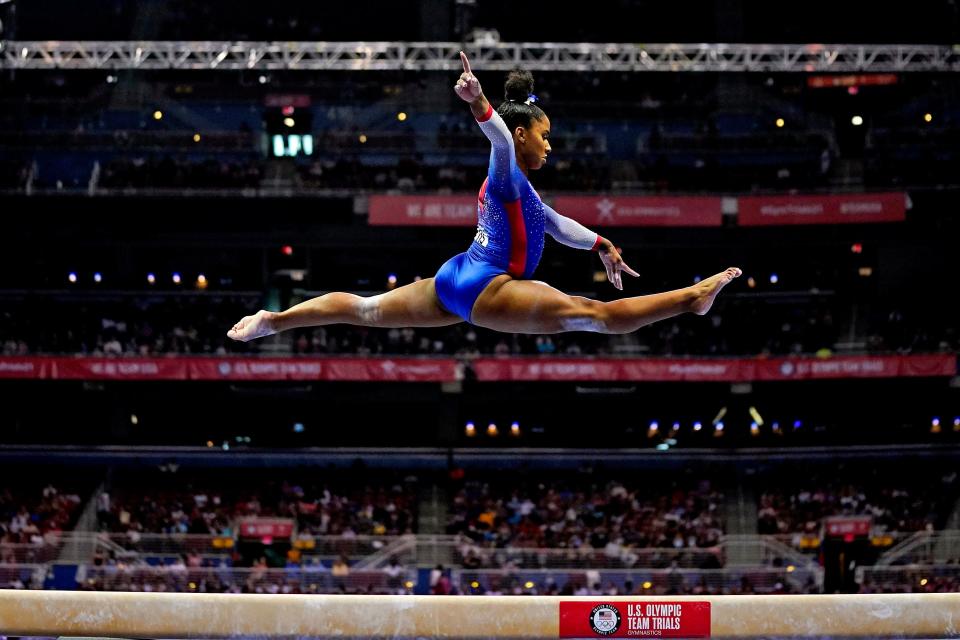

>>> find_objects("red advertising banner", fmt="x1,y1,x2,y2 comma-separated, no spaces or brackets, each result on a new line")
52,358,190,381
188,358,324,380
471,358,743,382
369,193,907,227
368,195,476,226
264,94,311,108
188,358,460,382
472,354,955,382
738,193,906,226
0,357,460,382
559,601,711,639
754,354,955,381
237,517,295,539
807,74,898,89
367,194,724,227
824,516,872,538
0,355,951,382
0,357,47,379
318,358,457,381
551,196,723,227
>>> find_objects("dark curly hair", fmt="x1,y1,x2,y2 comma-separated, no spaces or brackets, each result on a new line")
496,69,546,132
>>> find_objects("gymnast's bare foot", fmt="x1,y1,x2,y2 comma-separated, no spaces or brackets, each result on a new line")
690,268,742,316
227,309,279,342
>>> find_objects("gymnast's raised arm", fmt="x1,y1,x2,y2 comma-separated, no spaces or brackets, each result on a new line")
454,51,518,196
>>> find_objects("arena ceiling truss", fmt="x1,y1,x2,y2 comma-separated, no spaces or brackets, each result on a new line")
1,41,958,72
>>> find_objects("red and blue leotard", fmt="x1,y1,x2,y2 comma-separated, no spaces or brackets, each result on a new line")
434,104,601,323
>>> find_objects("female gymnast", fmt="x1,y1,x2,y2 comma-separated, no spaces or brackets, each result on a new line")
228,52,740,342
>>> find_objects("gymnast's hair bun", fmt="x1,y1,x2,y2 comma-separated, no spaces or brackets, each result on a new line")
504,69,535,102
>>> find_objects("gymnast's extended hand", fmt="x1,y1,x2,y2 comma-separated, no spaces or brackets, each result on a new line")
454,51,482,102
454,51,494,122
597,240,640,291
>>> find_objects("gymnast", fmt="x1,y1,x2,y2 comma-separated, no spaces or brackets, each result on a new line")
228,52,740,342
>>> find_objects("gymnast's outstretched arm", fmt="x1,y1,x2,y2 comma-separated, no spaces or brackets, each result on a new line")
543,203,639,291
455,51,521,200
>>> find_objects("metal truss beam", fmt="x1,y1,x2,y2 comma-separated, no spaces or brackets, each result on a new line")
1,41,958,72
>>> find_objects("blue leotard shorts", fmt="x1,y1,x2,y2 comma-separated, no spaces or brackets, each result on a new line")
434,251,505,323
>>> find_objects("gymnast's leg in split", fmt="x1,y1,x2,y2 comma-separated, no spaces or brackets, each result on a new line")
226,266,740,342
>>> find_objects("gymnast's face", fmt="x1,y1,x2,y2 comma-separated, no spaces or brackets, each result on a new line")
514,114,551,171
